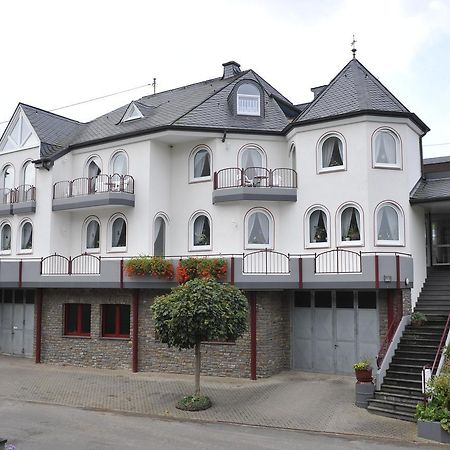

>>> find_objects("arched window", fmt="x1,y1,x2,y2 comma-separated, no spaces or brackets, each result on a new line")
0,222,11,252
373,129,401,168
338,204,363,246
306,207,329,248
240,145,265,170
20,221,33,251
85,218,100,251
22,161,35,186
153,215,167,257
2,165,14,190
86,156,102,194
290,144,296,171
190,146,211,181
245,209,273,249
110,215,127,250
190,212,211,250
318,134,346,172
237,83,261,116
111,151,128,176
375,202,404,245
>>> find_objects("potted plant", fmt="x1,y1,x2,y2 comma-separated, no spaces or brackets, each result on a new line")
125,256,174,280
314,226,327,243
411,311,427,327
353,359,372,382
346,225,360,241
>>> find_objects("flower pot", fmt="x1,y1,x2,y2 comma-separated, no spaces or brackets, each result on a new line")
417,420,450,443
355,368,372,382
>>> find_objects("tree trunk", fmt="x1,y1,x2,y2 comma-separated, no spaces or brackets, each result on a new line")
194,341,201,395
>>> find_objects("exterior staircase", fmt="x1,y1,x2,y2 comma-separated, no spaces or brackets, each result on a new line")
367,267,450,421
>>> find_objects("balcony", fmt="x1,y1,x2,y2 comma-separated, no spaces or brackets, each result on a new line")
0,185,36,216
212,167,297,204
52,174,135,211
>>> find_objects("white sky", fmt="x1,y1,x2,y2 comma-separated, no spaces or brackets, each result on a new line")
1,0,449,158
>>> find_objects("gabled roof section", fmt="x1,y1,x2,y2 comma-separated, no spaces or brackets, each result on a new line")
120,102,144,123
0,107,39,152
296,59,411,123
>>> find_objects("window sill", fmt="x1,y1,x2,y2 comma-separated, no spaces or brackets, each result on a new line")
63,334,91,339
107,248,127,254
375,241,405,247
338,241,364,247
17,249,32,255
373,164,402,170
100,336,130,340
0,250,11,255
202,340,236,346
305,242,330,249
189,177,211,184
84,248,100,254
318,166,346,174
189,246,212,252
245,244,273,250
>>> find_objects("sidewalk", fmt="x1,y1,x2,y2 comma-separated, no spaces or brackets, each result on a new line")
0,356,422,443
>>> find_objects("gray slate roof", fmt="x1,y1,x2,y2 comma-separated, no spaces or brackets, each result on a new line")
410,178,450,203
296,59,410,123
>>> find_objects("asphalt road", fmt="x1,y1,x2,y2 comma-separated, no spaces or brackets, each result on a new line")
0,399,437,450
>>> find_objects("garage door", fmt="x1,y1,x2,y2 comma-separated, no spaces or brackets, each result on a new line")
0,290,35,357
293,291,379,374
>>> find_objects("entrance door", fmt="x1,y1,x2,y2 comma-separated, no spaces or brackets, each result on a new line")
293,291,378,374
431,214,450,265
0,289,35,357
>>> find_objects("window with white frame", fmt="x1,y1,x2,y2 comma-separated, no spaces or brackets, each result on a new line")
2,165,14,190
290,144,296,171
307,208,329,247
191,213,211,250
375,203,404,245
153,216,166,257
319,135,345,172
85,218,100,251
20,221,33,252
245,209,273,249
22,161,35,186
191,147,211,181
85,156,102,195
373,129,401,168
237,83,261,116
110,216,127,250
0,222,11,253
339,205,362,245
111,151,128,176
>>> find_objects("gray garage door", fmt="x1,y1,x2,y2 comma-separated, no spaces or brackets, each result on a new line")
293,291,379,374
0,290,35,357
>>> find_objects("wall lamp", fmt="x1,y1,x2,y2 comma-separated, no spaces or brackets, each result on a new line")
32,158,54,171
383,275,392,283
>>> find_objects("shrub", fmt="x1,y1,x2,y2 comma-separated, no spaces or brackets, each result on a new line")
125,256,174,279
411,311,427,325
176,258,227,284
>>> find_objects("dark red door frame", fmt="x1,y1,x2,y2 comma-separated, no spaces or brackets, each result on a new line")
35,289,43,364
132,290,139,373
250,293,257,380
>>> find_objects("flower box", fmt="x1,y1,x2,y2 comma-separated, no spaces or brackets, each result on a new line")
417,420,450,444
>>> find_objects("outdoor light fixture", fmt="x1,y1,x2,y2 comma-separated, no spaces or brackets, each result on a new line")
32,158,54,171
383,275,392,283
405,277,410,286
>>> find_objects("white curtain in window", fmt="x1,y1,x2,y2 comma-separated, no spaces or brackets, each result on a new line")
86,220,100,249
341,207,361,241
237,84,260,115
112,153,127,175
248,212,270,245
3,165,14,190
375,132,396,164
378,206,399,240
193,215,210,246
23,162,35,186
112,218,126,247
242,148,262,170
154,217,165,256
1,224,11,250
21,222,32,250
341,208,353,240
309,210,327,243
322,137,342,167
193,150,210,178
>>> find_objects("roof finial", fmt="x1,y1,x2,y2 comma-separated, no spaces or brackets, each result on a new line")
351,34,357,59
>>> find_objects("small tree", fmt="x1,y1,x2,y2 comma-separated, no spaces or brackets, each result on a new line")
151,278,248,407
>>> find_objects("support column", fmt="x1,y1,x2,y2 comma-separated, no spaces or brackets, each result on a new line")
250,293,257,380
35,289,43,364
132,289,139,373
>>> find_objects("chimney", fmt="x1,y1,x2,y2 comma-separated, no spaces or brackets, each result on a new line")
311,85,328,99
222,61,241,79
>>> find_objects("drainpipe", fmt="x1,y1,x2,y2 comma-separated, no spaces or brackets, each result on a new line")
132,290,139,373
35,289,43,364
250,293,257,380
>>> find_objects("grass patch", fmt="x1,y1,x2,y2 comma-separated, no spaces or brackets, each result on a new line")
176,394,212,411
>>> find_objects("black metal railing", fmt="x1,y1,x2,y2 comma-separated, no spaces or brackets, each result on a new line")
315,248,362,274
0,185,36,205
243,249,290,274
41,253,101,275
53,174,135,199
214,167,297,190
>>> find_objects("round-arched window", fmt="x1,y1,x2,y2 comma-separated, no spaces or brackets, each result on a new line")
85,219,100,250
111,152,128,176
1,223,11,252
192,214,211,249
110,216,127,249
237,83,261,116
20,221,33,251
245,209,273,249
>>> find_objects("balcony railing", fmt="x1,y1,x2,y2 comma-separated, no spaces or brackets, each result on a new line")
214,167,297,190
0,185,36,205
315,249,362,274
53,174,134,199
41,253,101,275
243,249,290,274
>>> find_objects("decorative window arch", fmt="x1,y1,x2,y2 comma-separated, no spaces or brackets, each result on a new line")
0,221,11,253
85,155,102,178
375,201,405,246
239,144,266,170
153,213,168,257
1,164,15,190
189,146,211,182
289,143,296,171
83,216,101,252
305,206,330,248
189,211,212,251
237,83,261,116
372,128,402,169
245,208,274,249
317,133,346,173
110,150,128,176
22,160,35,187
108,214,127,251
19,219,33,253
337,203,364,246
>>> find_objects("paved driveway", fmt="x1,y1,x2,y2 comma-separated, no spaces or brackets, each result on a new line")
0,356,421,443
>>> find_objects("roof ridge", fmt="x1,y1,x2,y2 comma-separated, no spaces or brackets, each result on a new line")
19,103,82,124
251,71,292,104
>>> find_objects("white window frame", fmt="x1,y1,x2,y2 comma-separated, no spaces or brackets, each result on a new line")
84,155,102,178
0,221,12,255
108,214,127,253
189,211,212,251
237,83,261,116
336,203,364,247
109,150,129,176
1,164,15,190
153,213,169,257
372,128,402,169
374,201,405,247
317,133,347,174
22,160,35,187
305,206,331,249
83,216,101,253
18,219,33,254
189,145,212,183
244,208,274,250
289,143,296,171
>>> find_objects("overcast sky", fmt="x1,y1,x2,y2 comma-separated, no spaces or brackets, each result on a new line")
1,0,449,158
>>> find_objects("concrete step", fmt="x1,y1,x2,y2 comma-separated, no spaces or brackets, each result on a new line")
367,398,417,415
366,405,415,422
400,337,441,345
386,370,422,381
381,384,423,397
394,351,437,360
374,390,422,405
388,363,427,373
382,377,422,389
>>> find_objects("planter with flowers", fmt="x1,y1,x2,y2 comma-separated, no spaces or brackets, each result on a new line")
125,256,174,280
176,258,227,284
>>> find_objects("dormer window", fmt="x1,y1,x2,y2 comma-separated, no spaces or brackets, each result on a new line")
237,83,261,116
121,102,144,123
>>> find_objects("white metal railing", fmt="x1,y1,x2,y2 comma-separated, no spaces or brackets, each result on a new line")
315,248,361,274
